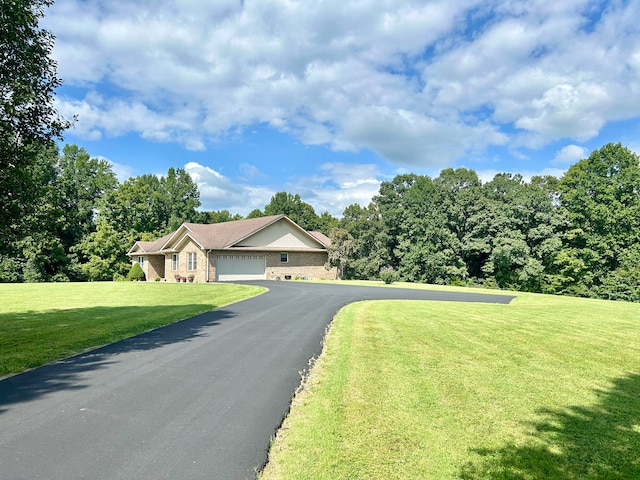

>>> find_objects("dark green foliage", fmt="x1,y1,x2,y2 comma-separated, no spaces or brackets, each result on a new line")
263,192,320,231
339,203,391,279
1,0,70,245
316,211,340,235
2,140,201,282
245,208,265,219
379,266,397,284
0,256,22,283
325,228,354,279
2,143,119,282
194,209,242,224
558,143,640,296
338,143,640,301
99,167,200,237
127,263,145,281
72,221,134,281
57,144,118,247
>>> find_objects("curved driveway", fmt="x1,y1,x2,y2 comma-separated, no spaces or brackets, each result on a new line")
0,281,514,479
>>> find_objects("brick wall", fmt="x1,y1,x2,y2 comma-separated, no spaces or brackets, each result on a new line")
163,240,211,283
265,251,338,280
132,255,164,281
141,247,338,282
146,255,165,280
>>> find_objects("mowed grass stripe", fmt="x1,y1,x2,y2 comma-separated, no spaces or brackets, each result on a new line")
0,282,265,377
261,291,640,479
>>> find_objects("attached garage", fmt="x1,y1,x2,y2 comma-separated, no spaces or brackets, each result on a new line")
215,255,266,281
129,215,339,282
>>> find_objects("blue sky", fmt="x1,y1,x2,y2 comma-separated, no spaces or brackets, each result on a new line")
44,0,640,217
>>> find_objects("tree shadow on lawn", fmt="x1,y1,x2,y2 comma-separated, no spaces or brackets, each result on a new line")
0,305,236,414
460,373,640,479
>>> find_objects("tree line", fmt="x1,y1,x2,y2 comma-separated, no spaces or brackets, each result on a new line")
2,141,639,303
329,142,640,302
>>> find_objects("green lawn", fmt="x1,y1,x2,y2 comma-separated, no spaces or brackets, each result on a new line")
0,282,264,377
260,286,640,479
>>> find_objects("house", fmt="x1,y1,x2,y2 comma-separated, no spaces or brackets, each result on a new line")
127,215,338,282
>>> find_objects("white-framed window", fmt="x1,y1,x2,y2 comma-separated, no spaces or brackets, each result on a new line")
187,252,197,271
280,252,288,263
137,256,144,268
171,254,179,271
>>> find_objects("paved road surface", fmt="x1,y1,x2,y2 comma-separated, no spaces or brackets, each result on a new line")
0,281,514,479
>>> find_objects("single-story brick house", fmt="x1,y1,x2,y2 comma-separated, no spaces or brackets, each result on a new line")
127,214,338,282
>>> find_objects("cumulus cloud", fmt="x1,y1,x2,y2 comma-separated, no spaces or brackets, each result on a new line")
291,162,385,215
45,0,640,169
184,162,246,210
183,159,386,217
554,144,588,164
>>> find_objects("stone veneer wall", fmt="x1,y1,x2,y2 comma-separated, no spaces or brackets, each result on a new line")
145,255,164,280
163,239,210,283
265,251,338,280
138,255,164,281
146,248,338,282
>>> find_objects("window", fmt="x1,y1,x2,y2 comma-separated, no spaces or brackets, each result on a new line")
172,254,179,271
137,256,144,268
280,252,288,263
187,252,197,271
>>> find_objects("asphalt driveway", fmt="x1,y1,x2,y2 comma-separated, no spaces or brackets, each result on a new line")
0,281,514,479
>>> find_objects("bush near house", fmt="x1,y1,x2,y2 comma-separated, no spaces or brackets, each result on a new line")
127,263,145,281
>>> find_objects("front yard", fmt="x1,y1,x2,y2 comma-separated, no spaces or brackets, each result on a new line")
0,282,264,377
261,288,640,479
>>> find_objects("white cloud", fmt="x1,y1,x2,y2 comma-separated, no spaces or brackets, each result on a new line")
554,144,588,164
184,162,246,210
290,162,386,216
183,159,386,217
45,0,640,169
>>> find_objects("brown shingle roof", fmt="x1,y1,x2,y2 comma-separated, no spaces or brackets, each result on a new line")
308,231,331,246
130,232,174,254
181,214,285,249
130,215,329,255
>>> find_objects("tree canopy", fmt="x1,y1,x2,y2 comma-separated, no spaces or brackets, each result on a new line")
334,143,640,302
1,0,70,244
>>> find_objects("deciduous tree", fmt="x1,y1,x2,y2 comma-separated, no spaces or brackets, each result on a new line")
1,0,70,244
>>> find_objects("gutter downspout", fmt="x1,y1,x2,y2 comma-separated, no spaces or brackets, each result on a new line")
206,250,211,282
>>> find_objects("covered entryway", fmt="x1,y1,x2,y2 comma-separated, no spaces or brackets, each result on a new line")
215,254,266,281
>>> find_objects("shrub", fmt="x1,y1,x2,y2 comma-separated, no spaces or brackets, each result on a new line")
0,256,22,283
379,266,398,285
127,263,145,282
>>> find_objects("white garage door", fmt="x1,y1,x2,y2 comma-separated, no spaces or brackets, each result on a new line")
215,255,266,281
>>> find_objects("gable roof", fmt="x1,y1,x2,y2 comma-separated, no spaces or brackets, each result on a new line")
128,215,329,255
127,232,174,255
182,215,286,249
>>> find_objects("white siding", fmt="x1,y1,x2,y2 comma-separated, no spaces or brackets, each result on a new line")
235,220,322,248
